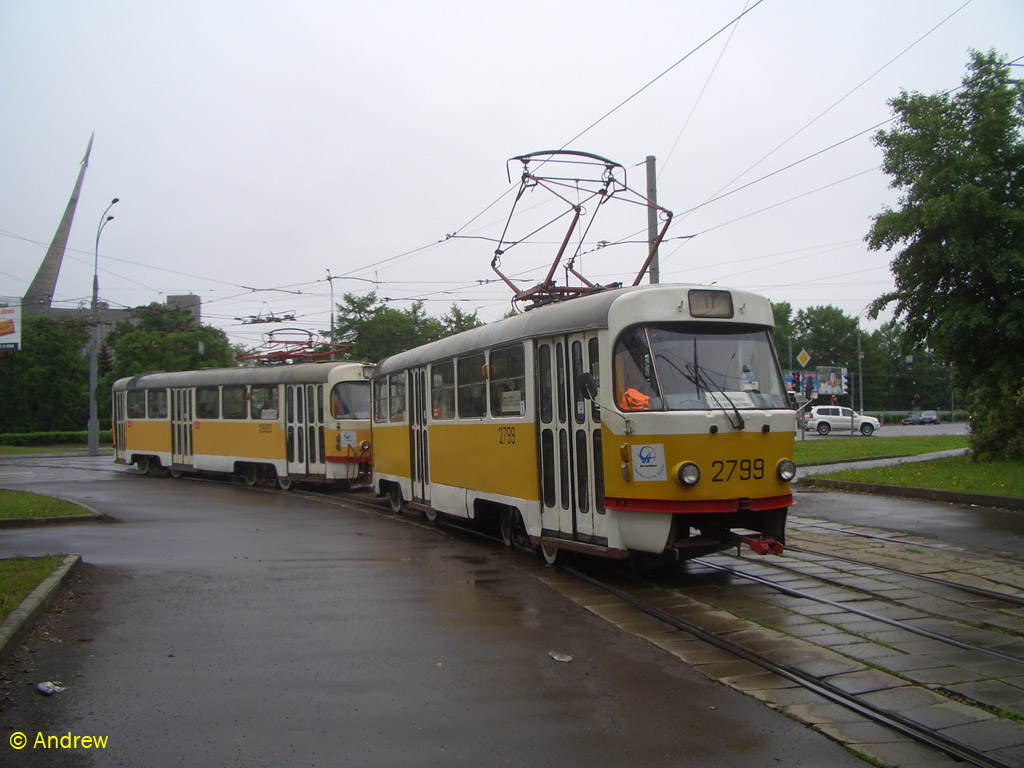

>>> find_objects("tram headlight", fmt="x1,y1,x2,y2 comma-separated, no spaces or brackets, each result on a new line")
676,462,700,487
777,459,796,482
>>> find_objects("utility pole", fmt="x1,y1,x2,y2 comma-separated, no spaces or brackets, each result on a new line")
857,329,864,413
646,155,659,284
88,197,118,456
326,268,335,361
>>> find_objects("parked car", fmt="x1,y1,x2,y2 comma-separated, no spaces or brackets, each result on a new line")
801,405,881,436
902,410,940,425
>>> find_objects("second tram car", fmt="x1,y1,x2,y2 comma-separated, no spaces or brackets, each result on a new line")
112,361,373,488
371,284,796,565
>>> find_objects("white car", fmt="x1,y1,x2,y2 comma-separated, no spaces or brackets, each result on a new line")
801,405,881,436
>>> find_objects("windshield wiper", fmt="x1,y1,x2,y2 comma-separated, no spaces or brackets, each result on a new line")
685,362,745,430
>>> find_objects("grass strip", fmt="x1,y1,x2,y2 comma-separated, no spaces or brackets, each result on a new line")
793,434,967,465
0,490,93,520
0,555,64,623
806,454,1024,498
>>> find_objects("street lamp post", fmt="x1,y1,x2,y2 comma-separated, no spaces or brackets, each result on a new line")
87,197,118,456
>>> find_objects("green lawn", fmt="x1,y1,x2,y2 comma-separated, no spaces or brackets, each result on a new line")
0,445,85,455
810,453,1024,498
0,490,94,520
0,555,63,623
793,434,967,464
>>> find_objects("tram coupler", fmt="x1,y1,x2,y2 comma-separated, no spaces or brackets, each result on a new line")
726,532,784,556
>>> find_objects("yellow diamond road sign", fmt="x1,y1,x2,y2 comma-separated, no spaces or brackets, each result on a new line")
797,349,811,368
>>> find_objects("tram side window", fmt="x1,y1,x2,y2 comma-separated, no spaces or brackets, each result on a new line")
571,341,585,424
196,387,220,419
127,391,146,419
588,337,601,422
250,385,279,420
389,375,407,422
538,344,553,424
372,379,388,424
457,354,486,418
431,361,455,420
147,389,168,419
489,345,525,418
222,385,246,419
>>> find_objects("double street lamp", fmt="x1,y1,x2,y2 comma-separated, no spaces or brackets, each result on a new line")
87,197,118,456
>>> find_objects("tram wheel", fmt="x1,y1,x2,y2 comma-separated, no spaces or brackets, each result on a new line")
388,484,404,513
243,464,258,486
168,468,183,479
277,475,293,491
135,456,152,475
499,507,513,547
422,507,438,523
539,543,560,566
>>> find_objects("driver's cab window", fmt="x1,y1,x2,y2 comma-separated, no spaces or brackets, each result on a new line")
614,327,658,411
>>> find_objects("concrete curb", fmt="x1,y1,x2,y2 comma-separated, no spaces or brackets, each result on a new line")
0,513,103,529
0,554,81,662
800,477,1024,512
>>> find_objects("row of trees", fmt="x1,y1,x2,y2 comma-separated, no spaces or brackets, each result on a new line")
0,309,235,432
0,296,479,432
0,290,948,436
772,303,953,414
4,52,1019,459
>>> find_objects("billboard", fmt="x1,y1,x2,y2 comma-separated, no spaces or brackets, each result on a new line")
818,366,847,396
0,297,21,353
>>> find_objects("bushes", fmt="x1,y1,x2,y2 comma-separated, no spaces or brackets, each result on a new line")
0,431,112,447
969,379,1024,461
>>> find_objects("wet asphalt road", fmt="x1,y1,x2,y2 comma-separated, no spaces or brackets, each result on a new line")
0,455,867,768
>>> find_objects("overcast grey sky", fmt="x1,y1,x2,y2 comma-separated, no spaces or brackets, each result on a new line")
2,0,1021,353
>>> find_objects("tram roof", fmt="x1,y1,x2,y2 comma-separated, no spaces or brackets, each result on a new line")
112,360,368,391
376,283,771,374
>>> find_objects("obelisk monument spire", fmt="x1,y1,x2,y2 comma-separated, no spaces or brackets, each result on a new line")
22,133,94,314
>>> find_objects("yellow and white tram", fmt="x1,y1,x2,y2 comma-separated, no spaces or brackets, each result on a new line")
112,361,374,489
371,284,796,565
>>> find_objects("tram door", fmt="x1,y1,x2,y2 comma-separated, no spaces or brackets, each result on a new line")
285,384,326,477
536,334,601,541
113,391,127,463
170,387,193,467
568,333,603,538
409,368,430,504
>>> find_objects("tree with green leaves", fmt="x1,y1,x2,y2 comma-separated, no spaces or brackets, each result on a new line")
770,301,795,369
792,305,860,370
332,292,482,362
97,305,235,420
0,315,89,433
867,50,1024,458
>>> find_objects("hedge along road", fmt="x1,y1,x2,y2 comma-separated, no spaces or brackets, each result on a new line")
0,453,866,768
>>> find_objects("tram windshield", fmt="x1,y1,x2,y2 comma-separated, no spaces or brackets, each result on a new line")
330,380,370,419
614,324,787,411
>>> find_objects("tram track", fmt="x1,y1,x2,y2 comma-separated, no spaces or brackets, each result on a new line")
690,556,1024,665
563,563,1015,768
782,544,1024,607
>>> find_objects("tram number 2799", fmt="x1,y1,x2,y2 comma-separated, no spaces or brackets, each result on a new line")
498,426,516,445
711,458,764,482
